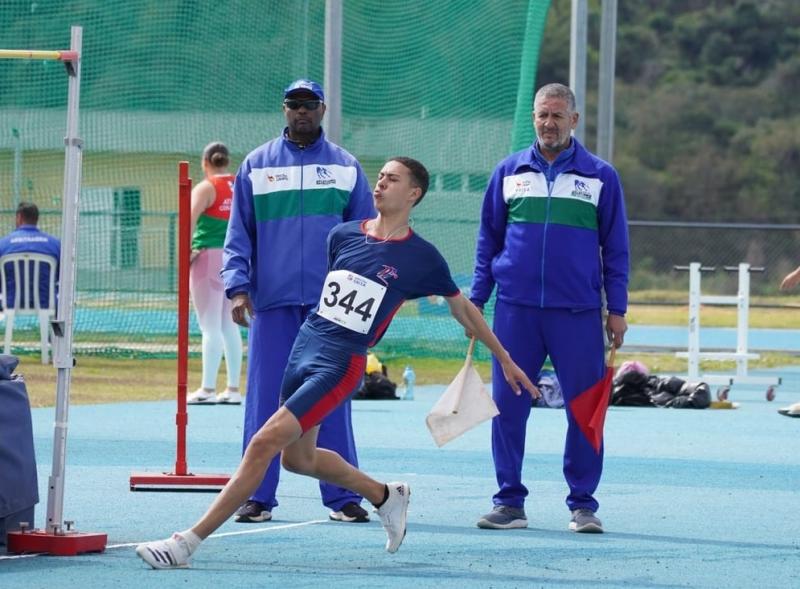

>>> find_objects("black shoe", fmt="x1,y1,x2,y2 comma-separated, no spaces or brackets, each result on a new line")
234,500,272,523
329,501,370,523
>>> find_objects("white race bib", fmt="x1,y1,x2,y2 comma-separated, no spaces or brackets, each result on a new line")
317,270,386,334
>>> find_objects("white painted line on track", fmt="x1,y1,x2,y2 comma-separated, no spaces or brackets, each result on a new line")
0,553,39,560
201,519,328,541
0,519,328,559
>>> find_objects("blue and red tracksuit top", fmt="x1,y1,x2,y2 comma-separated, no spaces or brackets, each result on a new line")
470,138,629,316
221,128,375,311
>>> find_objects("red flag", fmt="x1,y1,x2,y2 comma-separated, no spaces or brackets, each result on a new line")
568,347,616,454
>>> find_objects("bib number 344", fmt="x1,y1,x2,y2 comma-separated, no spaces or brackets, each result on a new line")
317,270,386,334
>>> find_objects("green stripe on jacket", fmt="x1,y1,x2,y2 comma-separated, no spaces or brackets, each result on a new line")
254,188,351,221
507,196,597,229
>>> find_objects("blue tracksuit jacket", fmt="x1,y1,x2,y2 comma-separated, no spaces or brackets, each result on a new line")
470,138,629,315
221,128,375,309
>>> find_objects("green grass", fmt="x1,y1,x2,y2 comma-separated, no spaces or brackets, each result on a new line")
627,303,800,328
15,346,799,409
8,300,800,407
386,351,800,383
18,355,198,408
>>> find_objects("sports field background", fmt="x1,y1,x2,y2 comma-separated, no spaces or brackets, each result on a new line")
1,5,799,587
1,2,797,361
0,0,548,359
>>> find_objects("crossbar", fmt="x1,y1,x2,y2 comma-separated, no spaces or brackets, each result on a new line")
0,49,77,61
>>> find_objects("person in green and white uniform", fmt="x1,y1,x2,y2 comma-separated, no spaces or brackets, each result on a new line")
188,142,243,405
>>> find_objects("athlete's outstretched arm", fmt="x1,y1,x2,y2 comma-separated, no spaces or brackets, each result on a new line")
446,294,539,399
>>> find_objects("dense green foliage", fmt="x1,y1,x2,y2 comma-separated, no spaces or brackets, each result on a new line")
1,0,797,226
539,0,800,223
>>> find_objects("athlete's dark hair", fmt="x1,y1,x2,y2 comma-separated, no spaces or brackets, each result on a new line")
16,201,39,224
202,141,230,168
388,156,429,207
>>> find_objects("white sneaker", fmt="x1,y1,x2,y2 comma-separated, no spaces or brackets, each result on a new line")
216,390,242,404
136,533,193,569
375,482,410,553
187,389,216,405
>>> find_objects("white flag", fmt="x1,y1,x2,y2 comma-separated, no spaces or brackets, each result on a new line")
425,339,499,447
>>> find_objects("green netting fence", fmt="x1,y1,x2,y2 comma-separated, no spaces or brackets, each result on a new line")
0,0,551,360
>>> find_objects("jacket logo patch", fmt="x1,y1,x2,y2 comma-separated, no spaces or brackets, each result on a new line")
268,173,288,182
513,179,531,196
316,166,336,186
571,179,593,200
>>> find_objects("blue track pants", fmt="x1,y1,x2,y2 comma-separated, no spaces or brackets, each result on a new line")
491,300,606,512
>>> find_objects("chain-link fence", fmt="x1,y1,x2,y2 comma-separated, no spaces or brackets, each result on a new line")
1,1,798,360
3,209,799,359
628,221,800,300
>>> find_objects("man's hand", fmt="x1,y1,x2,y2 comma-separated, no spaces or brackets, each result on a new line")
447,296,538,399
499,355,541,400
231,293,254,328
606,313,627,350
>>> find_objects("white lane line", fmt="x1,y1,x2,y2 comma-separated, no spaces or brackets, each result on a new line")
0,519,328,559
0,553,39,560
202,519,328,540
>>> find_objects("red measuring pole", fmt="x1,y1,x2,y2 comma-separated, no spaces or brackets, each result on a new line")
128,162,229,491
175,160,191,475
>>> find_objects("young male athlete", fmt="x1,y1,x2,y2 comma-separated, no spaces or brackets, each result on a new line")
136,157,539,569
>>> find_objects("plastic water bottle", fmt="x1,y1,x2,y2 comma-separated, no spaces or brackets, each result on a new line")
402,365,415,400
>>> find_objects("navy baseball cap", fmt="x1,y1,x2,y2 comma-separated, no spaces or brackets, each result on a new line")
284,79,324,101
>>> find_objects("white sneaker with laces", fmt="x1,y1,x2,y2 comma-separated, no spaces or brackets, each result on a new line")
375,482,410,553
216,390,242,404
187,389,216,405
136,533,193,569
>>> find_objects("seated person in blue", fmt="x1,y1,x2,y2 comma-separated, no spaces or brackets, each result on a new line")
0,202,60,310
136,156,540,570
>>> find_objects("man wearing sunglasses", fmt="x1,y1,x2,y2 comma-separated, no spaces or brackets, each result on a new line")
222,79,375,526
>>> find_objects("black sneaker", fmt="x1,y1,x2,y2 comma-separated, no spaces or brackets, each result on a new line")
234,500,272,523
329,501,370,523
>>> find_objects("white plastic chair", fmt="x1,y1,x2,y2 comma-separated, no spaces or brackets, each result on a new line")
0,252,58,364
